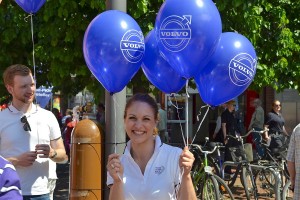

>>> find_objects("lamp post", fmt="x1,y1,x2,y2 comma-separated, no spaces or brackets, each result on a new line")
104,1,127,200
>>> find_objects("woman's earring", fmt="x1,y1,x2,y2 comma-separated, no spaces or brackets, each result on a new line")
154,127,158,135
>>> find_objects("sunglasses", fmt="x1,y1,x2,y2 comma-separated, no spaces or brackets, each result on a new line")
275,104,281,107
21,116,31,131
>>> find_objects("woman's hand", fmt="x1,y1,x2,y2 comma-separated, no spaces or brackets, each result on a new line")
179,146,195,175
107,153,123,182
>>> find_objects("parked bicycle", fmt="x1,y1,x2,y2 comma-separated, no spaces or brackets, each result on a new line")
251,129,292,199
190,140,234,200
221,129,266,200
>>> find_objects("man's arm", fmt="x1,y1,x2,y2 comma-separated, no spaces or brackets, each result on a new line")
222,123,227,144
287,160,295,189
263,124,269,140
49,137,67,162
282,125,289,136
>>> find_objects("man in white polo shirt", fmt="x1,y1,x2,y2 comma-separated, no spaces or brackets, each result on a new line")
0,64,67,200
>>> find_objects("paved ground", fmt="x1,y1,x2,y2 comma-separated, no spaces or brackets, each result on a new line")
54,163,292,200
54,163,69,200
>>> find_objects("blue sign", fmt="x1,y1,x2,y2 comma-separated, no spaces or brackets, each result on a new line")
35,86,53,108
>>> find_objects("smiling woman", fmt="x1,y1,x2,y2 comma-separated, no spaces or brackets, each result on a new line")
106,93,197,200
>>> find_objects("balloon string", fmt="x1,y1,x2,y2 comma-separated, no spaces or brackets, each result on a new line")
112,94,118,154
172,167,184,198
111,94,123,182
30,14,36,83
190,105,210,145
185,80,189,146
168,95,187,147
185,79,190,98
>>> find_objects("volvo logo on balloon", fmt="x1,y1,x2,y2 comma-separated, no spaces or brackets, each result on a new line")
120,30,145,63
158,15,192,52
229,53,257,86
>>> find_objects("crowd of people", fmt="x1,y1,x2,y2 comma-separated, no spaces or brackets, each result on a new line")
211,97,296,181
0,63,299,199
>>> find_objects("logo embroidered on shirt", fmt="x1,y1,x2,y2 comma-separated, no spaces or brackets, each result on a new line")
155,166,165,175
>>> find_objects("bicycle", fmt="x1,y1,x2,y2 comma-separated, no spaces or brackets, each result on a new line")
251,130,291,199
220,129,264,200
198,129,283,199
190,141,234,200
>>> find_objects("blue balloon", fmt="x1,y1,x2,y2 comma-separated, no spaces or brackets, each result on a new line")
155,0,222,79
195,32,257,106
83,10,145,93
142,30,186,93
15,0,46,14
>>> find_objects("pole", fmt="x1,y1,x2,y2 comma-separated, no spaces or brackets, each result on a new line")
104,2,127,200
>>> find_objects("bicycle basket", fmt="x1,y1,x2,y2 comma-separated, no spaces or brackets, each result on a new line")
229,146,247,162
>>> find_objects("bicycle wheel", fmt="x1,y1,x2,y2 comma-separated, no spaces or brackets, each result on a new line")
201,174,220,200
241,166,258,200
213,174,234,200
254,167,280,199
282,180,294,200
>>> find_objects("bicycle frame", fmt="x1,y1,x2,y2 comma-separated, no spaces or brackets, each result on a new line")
190,143,219,199
190,140,235,200
221,129,267,200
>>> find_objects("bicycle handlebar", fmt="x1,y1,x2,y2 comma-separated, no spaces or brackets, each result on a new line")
227,128,269,141
191,144,218,155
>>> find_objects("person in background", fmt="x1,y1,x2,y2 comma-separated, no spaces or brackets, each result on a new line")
52,108,62,129
157,103,168,143
96,103,105,127
106,93,196,200
222,100,241,176
0,64,67,200
0,155,22,199
212,106,225,144
264,100,289,148
61,109,72,128
286,123,300,199
248,98,265,157
64,106,80,161
61,109,72,142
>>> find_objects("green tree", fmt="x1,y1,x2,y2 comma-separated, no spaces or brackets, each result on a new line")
0,0,299,103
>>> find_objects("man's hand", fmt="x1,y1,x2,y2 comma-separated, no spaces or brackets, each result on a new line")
10,151,37,167
35,144,51,158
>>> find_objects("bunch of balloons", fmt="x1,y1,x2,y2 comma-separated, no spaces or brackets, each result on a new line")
83,0,257,106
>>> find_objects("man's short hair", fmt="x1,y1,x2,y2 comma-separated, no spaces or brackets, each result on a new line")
226,100,236,105
3,64,32,86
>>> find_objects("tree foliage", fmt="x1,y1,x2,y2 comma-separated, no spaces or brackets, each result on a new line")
0,0,299,101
